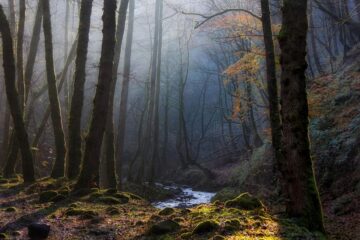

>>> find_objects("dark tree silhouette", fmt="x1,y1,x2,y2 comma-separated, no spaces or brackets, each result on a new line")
278,0,324,232
0,5,35,183
42,0,67,178
67,0,94,179
76,0,117,189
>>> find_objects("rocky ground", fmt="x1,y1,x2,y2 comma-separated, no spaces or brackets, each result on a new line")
0,177,326,240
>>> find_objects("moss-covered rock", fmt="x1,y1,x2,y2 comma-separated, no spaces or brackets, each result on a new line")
126,192,143,200
69,203,80,208
97,196,123,205
158,207,175,216
65,208,98,219
89,192,103,199
113,193,130,203
39,190,58,203
180,232,192,239
211,188,242,203
4,207,17,212
224,219,243,232
147,220,180,235
225,193,264,210
192,220,219,235
106,206,120,215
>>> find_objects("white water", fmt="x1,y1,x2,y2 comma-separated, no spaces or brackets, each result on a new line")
153,184,216,209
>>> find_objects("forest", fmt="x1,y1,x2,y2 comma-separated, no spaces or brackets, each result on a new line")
0,0,359,239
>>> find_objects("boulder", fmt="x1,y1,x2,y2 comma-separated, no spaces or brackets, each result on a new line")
147,220,180,235
225,193,264,210
28,223,50,240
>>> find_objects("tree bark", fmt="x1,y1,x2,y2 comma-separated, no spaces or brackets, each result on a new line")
67,0,93,179
278,0,324,232
103,0,129,189
75,0,117,189
42,0,67,178
0,5,35,183
260,0,282,171
149,0,163,183
115,0,135,189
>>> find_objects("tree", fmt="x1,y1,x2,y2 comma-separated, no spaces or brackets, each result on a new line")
103,0,130,189
42,0,67,178
0,4,35,183
2,0,43,177
2,0,26,178
67,0,93,179
149,0,163,183
260,0,282,177
278,0,324,232
76,0,117,189
115,0,135,188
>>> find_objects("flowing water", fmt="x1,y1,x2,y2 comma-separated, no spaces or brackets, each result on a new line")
153,184,216,209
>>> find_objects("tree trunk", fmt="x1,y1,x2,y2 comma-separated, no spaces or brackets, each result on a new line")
115,0,135,189
17,0,25,108
0,5,35,183
67,0,93,179
260,0,282,172
42,0,67,178
75,0,117,189
149,0,163,183
103,0,129,189
25,0,43,101
278,0,324,232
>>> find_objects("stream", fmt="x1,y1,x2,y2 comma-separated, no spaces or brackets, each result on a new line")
152,184,216,209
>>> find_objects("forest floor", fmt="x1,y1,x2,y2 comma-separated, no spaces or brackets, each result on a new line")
0,177,326,240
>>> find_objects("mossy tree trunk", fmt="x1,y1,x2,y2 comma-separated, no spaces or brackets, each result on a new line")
0,5,35,183
75,0,117,189
115,0,135,189
67,0,93,179
103,0,130,189
278,0,325,232
260,0,283,181
42,0,67,178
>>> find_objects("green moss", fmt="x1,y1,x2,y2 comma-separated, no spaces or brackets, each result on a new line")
89,192,103,199
4,207,17,212
224,219,243,232
113,193,130,203
192,220,219,235
0,233,8,239
69,203,80,208
125,192,143,200
180,232,192,239
158,207,175,216
104,188,117,195
212,235,225,240
39,190,58,202
225,193,264,210
106,206,120,215
211,188,242,202
0,179,8,184
97,196,123,205
65,207,98,219
147,220,180,235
